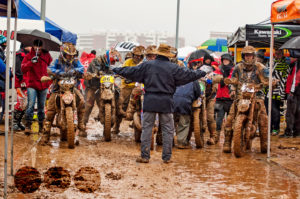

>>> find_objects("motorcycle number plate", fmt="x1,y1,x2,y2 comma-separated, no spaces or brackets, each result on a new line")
100,76,114,84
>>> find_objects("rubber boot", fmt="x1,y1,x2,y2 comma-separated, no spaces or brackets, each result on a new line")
207,122,217,145
38,121,44,134
223,130,233,153
13,110,25,131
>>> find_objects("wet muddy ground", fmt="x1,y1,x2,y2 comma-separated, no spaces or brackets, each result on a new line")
0,108,300,198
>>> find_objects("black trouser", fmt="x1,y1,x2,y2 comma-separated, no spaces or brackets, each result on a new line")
265,97,281,131
286,94,300,135
215,100,233,131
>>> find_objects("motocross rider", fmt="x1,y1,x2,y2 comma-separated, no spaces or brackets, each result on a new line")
116,46,145,133
223,45,269,153
125,45,157,120
200,54,218,145
42,43,85,144
83,50,121,128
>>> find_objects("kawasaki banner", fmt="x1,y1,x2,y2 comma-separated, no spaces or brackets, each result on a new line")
246,24,300,43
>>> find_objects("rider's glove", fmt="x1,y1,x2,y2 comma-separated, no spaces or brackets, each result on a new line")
206,79,212,85
230,91,236,99
31,56,38,63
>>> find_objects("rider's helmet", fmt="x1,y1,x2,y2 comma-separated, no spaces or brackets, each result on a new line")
105,48,122,66
61,42,77,64
241,46,256,67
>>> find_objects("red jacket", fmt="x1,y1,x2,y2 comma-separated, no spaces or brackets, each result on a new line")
286,61,300,94
21,49,52,90
215,66,234,99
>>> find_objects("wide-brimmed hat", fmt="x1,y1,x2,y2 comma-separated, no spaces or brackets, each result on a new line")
132,46,145,56
145,45,157,55
155,43,174,58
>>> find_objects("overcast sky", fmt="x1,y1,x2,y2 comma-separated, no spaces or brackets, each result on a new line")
27,0,275,46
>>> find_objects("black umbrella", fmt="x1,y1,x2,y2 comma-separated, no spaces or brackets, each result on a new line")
186,49,213,63
17,29,62,51
280,36,300,50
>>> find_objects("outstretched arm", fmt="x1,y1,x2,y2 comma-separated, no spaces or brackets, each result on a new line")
112,63,146,83
174,67,206,86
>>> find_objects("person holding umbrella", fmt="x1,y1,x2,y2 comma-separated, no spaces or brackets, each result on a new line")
21,39,53,133
12,43,32,131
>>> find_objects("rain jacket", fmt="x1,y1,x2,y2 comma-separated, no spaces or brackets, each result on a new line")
286,60,300,96
215,64,234,100
21,48,52,91
15,48,29,88
113,55,206,113
173,81,201,115
49,56,84,91
121,58,138,89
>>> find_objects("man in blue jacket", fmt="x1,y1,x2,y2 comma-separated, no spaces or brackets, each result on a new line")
173,80,201,148
113,43,206,163
42,43,85,144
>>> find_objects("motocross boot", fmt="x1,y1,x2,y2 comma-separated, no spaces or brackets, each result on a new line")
125,97,136,121
207,122,217,145
215,130,221,144
78,122,87,137
40,120,51,145
223,129,233,153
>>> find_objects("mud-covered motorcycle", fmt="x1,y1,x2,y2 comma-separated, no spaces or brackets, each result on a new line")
188,80,208,148
127,83,160,149
84,72,117,141
41,75,79,149
225,77,267,157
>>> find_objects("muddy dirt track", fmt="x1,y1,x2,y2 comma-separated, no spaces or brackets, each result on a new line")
0,110,300,198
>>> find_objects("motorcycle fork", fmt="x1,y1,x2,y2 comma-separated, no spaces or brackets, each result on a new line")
72,93,77,129
245,97,256,143
60,94,66,131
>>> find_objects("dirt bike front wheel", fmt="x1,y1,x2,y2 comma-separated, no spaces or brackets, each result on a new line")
65,107,75,149
193,108,204,148
104,103,112,142
233,114,247,158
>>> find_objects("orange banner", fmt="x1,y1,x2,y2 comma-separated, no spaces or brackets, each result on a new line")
271,0,300,23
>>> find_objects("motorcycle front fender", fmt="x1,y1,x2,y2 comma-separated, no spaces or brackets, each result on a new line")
101,89,114,101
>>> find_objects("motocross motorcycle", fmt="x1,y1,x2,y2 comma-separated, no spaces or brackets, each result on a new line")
41,74,79,149
225,78,267,158
129,83,160,150
85,72,117,142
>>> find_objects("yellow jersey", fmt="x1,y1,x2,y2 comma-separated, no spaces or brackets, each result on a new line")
121,58,137,88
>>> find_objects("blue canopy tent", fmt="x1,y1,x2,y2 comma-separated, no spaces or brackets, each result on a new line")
17,0,77,44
